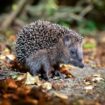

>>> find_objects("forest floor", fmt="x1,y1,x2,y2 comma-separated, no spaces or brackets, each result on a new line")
0,34,105,105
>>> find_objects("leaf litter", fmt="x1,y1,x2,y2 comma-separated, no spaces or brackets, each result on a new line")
0,35,105,104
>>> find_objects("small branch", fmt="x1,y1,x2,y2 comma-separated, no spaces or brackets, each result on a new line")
80,5,93,17
0,0,29,30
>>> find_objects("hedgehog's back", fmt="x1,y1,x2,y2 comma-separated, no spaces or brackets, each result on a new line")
16,20,66,64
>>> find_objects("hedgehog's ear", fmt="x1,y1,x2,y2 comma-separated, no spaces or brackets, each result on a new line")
63,35,71,46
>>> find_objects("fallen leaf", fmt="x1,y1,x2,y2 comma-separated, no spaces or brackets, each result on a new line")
59,64,75,78
24,72,41,85
84,85,94,92
92,74,104,82
54,92,68,100
42,82,52,90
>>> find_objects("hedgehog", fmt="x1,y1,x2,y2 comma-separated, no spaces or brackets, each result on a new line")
16,20,84,80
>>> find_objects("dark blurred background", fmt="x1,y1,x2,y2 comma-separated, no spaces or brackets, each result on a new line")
0,0,105,34
0,0,105,67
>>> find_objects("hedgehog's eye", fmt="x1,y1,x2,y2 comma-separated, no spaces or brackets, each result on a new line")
71,50,74,54
71,50,75,54
70,48,76,55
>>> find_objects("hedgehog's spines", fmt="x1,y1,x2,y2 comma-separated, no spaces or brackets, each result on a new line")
16,20,83,65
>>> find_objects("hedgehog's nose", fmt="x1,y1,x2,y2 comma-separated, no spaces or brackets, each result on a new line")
79,63,84,68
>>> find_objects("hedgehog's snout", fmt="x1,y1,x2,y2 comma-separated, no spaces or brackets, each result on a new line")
78,62,84,68
74,59,84,68
69,59,84,68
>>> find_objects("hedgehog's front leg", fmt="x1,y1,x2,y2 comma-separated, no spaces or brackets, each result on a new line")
26,51,53,81
42,57,54,80
26,56,41,76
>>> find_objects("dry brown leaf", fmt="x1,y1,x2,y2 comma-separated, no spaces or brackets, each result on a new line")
60,64,75,78
24,72,41,86
92,74,104,82
84,85,94,92
42,82,52,90
54,92,68,100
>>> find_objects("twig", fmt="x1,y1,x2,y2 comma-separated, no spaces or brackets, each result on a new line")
0,0,29,30
80,5,93,17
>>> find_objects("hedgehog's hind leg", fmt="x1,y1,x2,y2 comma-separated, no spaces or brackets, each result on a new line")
52,64,65,79
54,70,65,79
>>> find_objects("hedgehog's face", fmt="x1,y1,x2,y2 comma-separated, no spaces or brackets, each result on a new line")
63,35,84,68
